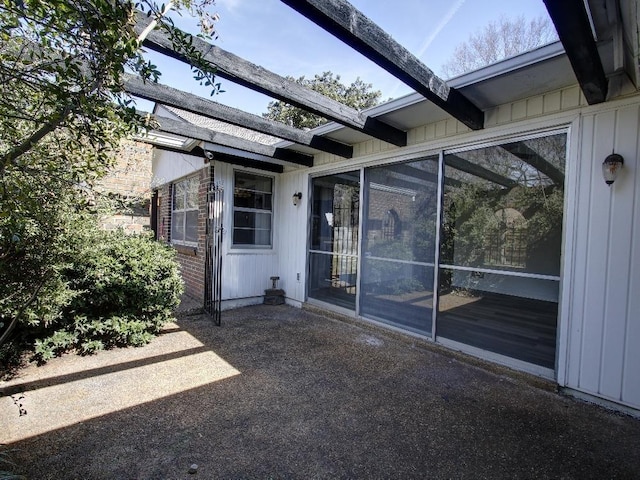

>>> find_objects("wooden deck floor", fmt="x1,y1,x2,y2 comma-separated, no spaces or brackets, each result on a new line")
308,288,558,369
437,292,558,369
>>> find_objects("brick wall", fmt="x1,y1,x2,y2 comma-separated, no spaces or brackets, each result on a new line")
96,139,153,233
156,166,212,301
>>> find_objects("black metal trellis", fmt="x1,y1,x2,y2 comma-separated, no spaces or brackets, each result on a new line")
204,183,224,325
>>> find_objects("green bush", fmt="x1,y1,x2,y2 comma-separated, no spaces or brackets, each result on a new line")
32,230,183,362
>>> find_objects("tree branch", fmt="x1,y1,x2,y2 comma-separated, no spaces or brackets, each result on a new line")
0,105,71,174
0,273,49,348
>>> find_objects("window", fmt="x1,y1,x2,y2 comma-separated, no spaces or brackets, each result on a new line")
171,176,199,244
233,171,273,247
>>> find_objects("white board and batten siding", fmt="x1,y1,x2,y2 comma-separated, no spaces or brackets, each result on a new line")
214,161,281,302
562,99,640,411
275,169,309,304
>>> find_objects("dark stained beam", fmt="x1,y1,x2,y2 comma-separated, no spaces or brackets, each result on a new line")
280,0,484,130
205,150,284,173
124,73,353,158
446,155,518,188
135,13,407,146
501,142,565,186
543,0,608,104
141,112,314,167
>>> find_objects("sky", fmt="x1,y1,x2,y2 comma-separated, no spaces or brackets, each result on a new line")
138,0,554,116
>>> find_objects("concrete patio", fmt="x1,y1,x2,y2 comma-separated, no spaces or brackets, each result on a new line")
1,304,639,479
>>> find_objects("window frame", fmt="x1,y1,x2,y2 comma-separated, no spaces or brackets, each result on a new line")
171,175,200,247
232,170,274,249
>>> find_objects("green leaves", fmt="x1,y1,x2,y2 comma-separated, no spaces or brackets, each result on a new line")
31,230,184,363
262,71,382,129
0,0,214,357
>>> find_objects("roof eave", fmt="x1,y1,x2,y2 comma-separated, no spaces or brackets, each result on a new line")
274,41,567,150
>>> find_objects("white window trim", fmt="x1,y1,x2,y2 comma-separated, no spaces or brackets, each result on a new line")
171,175,199,247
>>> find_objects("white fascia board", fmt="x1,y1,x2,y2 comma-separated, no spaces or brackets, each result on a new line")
274,41,566,149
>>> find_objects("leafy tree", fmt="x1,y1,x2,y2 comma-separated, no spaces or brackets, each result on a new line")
0,0,216,354
262,71,382,129
441,15,558,78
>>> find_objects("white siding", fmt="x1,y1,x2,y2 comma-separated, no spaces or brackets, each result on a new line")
221,251,278,300
275,169,309,303
152,149,204,186
563,100,640,409
214,161,280,300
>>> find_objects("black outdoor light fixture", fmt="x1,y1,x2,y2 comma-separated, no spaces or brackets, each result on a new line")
602,152,624,186
292,192,302,206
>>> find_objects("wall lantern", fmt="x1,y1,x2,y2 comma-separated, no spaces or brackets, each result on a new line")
292,192,302,206
602,153,624,186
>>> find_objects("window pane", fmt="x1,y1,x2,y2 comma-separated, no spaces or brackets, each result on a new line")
233,228,271,246
363,157,439,263
360,259,434,335
437,133,567,369
186,177,199,209
441,133,566,276
234,211,271,229
310,171,360,253
173,182,185,210
235,172,272,193
437,268,559,369
233,172,273,247
308,252,357,310
171,211,185,242
185,210,199,243
234,191,273,210
360,156,439,336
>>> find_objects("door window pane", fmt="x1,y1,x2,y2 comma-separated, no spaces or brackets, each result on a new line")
360,156,439,335
308,171,360,310
440,135,565,276
437,133,566,368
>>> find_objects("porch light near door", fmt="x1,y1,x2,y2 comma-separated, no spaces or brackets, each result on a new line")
292,192,302,206
602,153,624,185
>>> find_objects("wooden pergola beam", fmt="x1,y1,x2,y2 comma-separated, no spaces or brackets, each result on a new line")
141,112,314,167
124,73,353,158
135,12,407,146
207,150,285,173
543,0,608,104
280,0,484,130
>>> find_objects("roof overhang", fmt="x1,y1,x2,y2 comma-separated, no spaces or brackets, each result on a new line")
277,41,574,151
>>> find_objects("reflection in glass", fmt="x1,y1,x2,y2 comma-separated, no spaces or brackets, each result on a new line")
171,211,185,242
233,171,273,247
437,133,566,368
308,171,360,310
360,156,439,335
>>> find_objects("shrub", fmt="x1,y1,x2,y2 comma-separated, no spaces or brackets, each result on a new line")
32,230,183,362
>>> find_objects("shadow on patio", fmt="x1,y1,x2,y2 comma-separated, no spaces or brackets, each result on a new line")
1,304,639,479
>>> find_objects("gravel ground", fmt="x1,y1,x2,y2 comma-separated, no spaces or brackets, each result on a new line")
1,303,640,479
